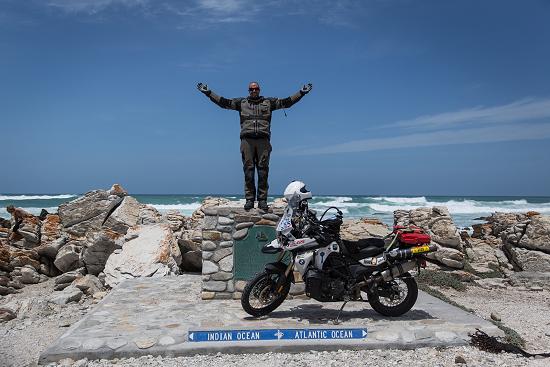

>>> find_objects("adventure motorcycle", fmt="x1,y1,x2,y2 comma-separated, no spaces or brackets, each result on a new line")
241,181,438,319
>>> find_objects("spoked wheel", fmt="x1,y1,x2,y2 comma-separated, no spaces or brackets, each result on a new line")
241,271,290,317
366,272,418,317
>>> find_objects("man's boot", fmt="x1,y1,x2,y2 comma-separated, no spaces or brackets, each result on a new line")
244,200,254,211
258,200,268,211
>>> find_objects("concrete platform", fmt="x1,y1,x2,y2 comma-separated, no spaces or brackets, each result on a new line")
39,274,500,364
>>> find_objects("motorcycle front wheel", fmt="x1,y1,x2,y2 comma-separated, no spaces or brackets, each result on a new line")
241,271,291,317
366,272,418,317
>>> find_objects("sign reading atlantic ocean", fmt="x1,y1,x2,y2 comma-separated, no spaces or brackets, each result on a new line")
188,328,368,342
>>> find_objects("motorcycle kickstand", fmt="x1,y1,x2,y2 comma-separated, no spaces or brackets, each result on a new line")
333,301,348,325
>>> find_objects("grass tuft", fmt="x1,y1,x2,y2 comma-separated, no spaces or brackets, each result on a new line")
416,270,467,291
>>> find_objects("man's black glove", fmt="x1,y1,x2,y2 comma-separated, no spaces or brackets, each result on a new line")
197,82,211,95
300,83,313,95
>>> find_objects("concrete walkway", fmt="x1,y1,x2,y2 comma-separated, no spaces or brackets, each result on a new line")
39,274,500,364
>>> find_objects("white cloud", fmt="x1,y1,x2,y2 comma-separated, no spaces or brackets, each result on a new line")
47,0,149,14
284,122,550,155
388,97,550,130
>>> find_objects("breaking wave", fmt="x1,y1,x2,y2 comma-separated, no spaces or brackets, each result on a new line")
0,194,76,201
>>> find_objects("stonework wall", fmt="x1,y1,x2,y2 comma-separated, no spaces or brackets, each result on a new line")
200,206,284,300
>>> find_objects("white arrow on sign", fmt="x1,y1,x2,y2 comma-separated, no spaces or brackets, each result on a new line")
362,330,367,338
189,332,194,341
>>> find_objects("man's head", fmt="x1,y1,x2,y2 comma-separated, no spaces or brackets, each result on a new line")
6,205,15,213
248,81,260,98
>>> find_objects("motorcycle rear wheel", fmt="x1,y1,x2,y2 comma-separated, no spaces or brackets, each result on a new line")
366,272,418,317
241,271,291,317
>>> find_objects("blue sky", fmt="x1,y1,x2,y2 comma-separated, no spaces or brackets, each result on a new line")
1,0,550,196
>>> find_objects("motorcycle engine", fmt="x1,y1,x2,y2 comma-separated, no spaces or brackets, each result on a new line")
304,268,346,302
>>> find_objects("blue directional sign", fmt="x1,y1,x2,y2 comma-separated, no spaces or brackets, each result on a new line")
187,328,368,342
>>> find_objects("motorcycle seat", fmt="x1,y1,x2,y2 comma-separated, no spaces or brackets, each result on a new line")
342,238,386,259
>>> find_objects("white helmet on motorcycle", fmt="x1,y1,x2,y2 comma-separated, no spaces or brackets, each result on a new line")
283,181,312,207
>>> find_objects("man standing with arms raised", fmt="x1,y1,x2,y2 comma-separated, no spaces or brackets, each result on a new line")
197,81,312,211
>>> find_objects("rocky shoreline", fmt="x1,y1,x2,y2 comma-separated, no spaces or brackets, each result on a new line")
1,184,550,366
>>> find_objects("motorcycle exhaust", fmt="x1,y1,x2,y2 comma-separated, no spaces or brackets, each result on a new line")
386,244,438,261
356,260,418,289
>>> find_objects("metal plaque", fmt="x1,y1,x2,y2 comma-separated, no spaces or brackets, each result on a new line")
233,225,278,280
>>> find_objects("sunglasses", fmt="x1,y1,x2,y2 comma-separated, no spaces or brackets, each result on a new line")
249,88,260,91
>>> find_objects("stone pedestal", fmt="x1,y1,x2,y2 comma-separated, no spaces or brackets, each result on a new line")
201,206,283,300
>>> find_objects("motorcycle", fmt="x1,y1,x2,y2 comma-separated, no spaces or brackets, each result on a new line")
240,181,438,319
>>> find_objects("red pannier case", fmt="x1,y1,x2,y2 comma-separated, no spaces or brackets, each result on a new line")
393,225,431,246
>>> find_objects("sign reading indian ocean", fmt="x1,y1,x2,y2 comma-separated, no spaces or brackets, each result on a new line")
188,328,368,342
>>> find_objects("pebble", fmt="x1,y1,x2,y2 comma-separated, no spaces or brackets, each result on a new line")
455,355,467,364
133,336,157,349
490,312,501,321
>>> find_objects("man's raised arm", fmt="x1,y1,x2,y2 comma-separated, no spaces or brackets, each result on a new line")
270,83,313,110
197,82,241,110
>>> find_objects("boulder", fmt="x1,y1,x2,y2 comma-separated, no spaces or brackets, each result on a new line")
55,268,86,290
58,189,123,238
394,206,464,267
40,214,62,247
12,215,41,249
35,236,67,259
503,245,550,272
9,248,41,271
103,196,140,234
54,242,84,273
517,215,550,253
341,218,390,241
108,183,128,197
38,256,60,277
486,212,527,236
0,308,17,322
180,251,202,272
72,274,103,296
20,265,41,284
138,205,162,225
81,229,123,275
163,210,187,232
426,244,464,269
49,285,83,305
103,224,181,287
463,237,509,273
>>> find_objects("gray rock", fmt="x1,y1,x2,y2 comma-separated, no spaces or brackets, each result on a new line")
202,241,217,251
203,280,227,292
503,245,550,272
72,274,103,296
54,242,83,273
103,224,181,287
490,312,501,321
55,268,86,285
233,228,248,240
219,255,234,272
211,248,233,263
20,265,40,284
134,337,157,349
262,213,280,222
211,271,233,281
49,285,83,305
103,196,140,234
35,236,67,259
138,205,161,225
218,217,234,225
219,240,233,248
518,216,550,253
235,222,254,230
81,230,122,275
181,251,202,272
0,307,17,322
58,189,123,237
202,261,218,275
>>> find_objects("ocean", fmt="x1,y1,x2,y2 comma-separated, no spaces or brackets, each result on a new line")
2,194,550,229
